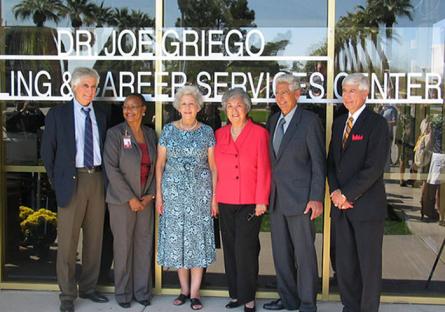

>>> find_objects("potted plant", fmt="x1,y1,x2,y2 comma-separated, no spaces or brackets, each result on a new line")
20,208,57,259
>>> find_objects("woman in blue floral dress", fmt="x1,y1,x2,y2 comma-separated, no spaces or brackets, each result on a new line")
155,85,218,310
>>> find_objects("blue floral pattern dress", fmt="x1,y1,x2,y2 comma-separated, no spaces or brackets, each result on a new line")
157,122,216,268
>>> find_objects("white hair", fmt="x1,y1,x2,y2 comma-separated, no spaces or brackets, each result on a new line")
275,73,300,91
173,85,204,110
342,73,369,91
70,67,100,89
221,88,252,112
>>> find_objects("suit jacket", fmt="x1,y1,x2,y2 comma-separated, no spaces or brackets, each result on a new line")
41,101,107,208
327,106,389,221
103,122,157,205
268,107,326,216
214,119,271,205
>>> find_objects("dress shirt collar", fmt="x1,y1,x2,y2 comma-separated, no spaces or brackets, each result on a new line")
278,105,297,133
73,98,93,111
348,104,366,126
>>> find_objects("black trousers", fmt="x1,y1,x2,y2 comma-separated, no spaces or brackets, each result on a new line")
334,213,384,312
219,204,262,304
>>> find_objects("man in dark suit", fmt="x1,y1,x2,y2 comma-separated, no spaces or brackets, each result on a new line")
327,73,389,312
263,74,326,312
41,67,108,312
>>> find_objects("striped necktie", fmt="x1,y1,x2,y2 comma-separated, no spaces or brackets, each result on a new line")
342,116,354,149
81,107,94,168
273,118,286,155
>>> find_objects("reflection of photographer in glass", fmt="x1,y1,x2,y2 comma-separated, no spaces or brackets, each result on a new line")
379,103,398,171
397,106,415,187
421,115,443,223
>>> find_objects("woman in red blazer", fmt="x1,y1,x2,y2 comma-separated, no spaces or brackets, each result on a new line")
215,88,271,312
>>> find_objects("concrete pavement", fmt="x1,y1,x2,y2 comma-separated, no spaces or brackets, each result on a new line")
0,290,444,312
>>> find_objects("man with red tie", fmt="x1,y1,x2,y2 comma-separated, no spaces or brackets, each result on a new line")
328,73,389,312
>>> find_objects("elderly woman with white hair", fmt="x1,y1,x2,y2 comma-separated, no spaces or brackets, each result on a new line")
215,88,271,312
155,85,218,311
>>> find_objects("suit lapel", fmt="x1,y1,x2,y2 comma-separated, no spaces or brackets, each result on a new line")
65,101,76,161
334,114,347,160
269,113,280,160
234,119,253,149
143,126,156,194
93,104,107,150
218,125,238,155
276,107,302,160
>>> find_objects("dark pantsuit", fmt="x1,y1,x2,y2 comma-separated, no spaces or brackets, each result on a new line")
334,214,384,312
109,202,154,304
219,204,262,305
57,171,105,301
270,209,318,312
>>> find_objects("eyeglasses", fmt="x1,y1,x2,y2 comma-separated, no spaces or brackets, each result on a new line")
122,105,143,111
247,212,256,221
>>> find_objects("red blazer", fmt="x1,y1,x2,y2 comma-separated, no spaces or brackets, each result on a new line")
215,119,271,205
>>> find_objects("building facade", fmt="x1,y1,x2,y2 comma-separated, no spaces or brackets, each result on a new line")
0,0,444,303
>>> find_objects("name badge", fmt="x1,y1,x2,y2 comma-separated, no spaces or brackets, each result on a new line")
123,135,132,149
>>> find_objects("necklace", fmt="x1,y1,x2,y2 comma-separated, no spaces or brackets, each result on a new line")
230,121,247,139
180,119,198,131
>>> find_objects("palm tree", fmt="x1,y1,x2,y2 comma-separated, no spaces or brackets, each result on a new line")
109,8,154,29
129,10,155,28
90,1,113,27
13,0,65,27
62,0,96,28
367,0,413,41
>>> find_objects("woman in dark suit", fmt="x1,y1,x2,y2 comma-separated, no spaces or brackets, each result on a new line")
103,93,156,309
214,88,271,312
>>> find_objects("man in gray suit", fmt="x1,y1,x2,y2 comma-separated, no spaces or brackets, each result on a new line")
264,74,326,312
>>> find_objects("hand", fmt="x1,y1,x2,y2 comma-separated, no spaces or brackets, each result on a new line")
211,200,219,217
304,200,323,220
141,194,155,207
255,204,267,216
339,200,354,210
330,189,344,207
155,196,164,215
129,197,144,212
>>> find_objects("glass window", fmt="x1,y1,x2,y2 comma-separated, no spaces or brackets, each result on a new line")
161,0,328,292
1,0,156,283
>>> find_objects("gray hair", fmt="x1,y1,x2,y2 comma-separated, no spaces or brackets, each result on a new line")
274,73,300,91
221,87,252,112
173,85,204,110
70,67,100,89
342,73,369,91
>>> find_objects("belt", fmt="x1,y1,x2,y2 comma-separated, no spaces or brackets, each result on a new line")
77,166,102,174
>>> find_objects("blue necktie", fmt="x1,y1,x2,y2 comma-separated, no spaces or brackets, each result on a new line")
82,107,94,168
273,118,286,155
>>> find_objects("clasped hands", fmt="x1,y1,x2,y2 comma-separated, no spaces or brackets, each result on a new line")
330,189,353,210
129,195,155,212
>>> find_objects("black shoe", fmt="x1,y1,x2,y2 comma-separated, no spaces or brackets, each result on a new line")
263,298,285,310
225,300,241,308
244,305,256,312
137,299,151,306
118,302,131,308
79,291,109,303
60,300,74,312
